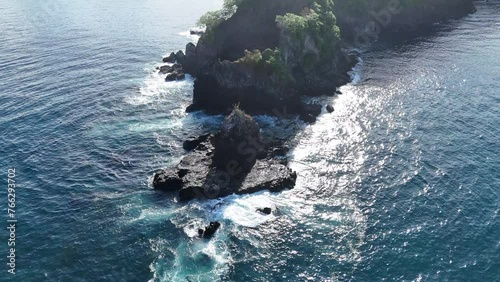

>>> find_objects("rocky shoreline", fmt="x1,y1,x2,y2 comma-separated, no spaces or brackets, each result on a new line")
151,0,476,237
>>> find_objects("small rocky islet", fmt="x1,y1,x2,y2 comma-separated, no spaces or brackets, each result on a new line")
153,106,297,202
152,0,476,237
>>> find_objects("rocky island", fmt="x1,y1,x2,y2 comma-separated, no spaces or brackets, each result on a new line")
153,0,476,210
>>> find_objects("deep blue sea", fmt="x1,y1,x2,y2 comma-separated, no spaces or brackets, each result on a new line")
0,0,499,281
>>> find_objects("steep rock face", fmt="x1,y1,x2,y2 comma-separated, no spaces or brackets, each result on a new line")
181,0,356,117
277,23,356,96
334,0,476,40
194,0,312,66
187,60,301,115
213,108,263,172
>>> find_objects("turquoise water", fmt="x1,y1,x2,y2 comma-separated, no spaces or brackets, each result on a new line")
0,0,499,281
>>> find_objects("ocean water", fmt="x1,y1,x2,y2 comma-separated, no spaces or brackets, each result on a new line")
0,0,499,281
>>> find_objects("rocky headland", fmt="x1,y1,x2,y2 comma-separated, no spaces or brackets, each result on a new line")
161,0,475,120
152,0,476,236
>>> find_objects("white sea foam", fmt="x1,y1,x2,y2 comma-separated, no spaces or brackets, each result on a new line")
179,28,204,43
126,67,194,107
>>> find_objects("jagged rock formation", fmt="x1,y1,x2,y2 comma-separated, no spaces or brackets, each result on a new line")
198,222,221,238
213,107,263,172
153,108,297,201
152,0,477,204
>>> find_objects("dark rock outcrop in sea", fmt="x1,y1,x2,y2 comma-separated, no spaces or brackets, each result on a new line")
190,28,205,36
257,207,272,215
162,52,176,63
156,62,186,81
153,108,297,201
326,105,334,113
198,222,221,238
152,0,477,203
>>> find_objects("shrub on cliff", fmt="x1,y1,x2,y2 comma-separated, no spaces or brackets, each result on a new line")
276,0,341,63
236,49,292,82
235,49,263,66
198,0,248,32
221,104,259,141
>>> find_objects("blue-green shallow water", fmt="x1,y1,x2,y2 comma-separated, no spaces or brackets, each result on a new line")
0,0,499,281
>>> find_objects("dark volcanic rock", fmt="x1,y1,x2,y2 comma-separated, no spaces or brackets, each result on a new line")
165,71,185,81
163,140,297,202
269,145,289,158
198,222,221,238
159,63,185,81
299,113,316,123
257,207,272,215
182,43,199,77
188,61,302,116
159,63,182,74
213,108,263,173
178,0,355,117
237,159,297,194
153,168,183,191
183,134,211,151
175,50,186,65
176,139,215,200
186,42,196,57
153,109,297,202
301,103,322,116
190,28,205,36
326,104,334,113
162,52,176,63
